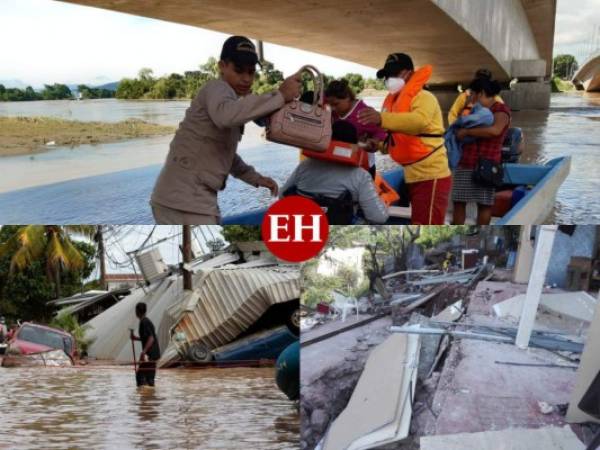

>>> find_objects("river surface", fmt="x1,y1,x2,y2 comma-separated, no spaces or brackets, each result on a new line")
0,366,298,450
0,94,598,223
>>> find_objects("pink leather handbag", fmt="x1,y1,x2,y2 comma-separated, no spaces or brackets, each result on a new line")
266,65,331,152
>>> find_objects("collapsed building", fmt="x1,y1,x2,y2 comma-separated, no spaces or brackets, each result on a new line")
301,225,600,450
67,243,300,367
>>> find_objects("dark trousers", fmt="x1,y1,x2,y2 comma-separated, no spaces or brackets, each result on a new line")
136,361,157,387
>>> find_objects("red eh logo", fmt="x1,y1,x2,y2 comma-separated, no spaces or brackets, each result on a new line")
261,196,329,263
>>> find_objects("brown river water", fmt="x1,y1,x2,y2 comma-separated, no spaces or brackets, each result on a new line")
0,366,299,449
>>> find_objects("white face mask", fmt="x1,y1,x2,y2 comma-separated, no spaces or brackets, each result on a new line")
385,77,406,94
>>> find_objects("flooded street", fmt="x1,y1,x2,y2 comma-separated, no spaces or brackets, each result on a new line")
0,93,599,223
0,366,298,449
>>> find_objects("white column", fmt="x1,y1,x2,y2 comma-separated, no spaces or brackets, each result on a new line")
513,225,535,283
515,225,558,349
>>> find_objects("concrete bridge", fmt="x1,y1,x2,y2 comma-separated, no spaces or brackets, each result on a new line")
573,53,600,92
62,0,557,109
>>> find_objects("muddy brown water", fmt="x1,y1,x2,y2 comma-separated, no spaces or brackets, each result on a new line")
0,366,298,449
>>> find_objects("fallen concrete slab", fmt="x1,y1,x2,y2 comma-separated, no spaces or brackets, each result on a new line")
493,291,597,322
318,333,420,450
301,317,392,386
420,425,584,450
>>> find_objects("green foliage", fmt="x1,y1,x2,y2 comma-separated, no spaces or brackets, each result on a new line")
0,85,42,101
116,78,149,99
221,226,262,243
252,60,285,95
551,76,576,93
77,84,115,99
416,225,470,249
50,312,94,355
301,273,343,307
343,73,365,94
41,84,73,100
206,238,226,252
0,84,73,102
364,77,385,91
553,54,578,80
335,263,360,292
0,226,96,323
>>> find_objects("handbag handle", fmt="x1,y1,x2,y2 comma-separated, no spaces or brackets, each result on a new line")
296,64,325,109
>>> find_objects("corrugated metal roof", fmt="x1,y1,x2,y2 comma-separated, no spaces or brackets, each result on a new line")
174,265,299,350
84,254,299,362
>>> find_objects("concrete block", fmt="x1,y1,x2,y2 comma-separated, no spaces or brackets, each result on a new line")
502,81,551,110
511,59,547,78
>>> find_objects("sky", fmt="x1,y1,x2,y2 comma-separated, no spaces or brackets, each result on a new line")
1,0,599,88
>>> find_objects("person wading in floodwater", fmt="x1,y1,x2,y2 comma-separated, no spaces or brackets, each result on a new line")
130,302,161,387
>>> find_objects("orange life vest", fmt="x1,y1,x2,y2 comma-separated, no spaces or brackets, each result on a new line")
382,65,438,165
301,140,370,171
374,173,400,207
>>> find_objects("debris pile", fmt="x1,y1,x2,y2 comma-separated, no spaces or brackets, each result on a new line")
301,260,599,449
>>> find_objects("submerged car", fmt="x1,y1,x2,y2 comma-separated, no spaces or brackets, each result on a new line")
169,265,300,364
1,322,76,367
211,326,296,362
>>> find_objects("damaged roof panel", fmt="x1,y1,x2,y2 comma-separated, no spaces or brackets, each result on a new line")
174,266,300,350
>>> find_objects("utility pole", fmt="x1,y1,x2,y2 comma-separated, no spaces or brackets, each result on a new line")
183,225,193,291
257,39,264,63
97,225,107,291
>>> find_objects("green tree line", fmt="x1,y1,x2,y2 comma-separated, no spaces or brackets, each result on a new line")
116,57,385,100
0,83,114,102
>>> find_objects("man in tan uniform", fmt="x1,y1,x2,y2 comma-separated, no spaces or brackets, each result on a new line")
151,36,301,224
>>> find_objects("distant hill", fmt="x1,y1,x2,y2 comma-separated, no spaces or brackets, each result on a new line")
94,81,119,91
0,79,30,89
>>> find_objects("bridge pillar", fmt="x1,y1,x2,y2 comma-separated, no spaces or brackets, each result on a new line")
502,81,551,110
503,59,551,110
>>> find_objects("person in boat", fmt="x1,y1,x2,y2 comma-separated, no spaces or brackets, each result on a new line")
130,302,161,387
448,68,504,126
281,120,389,224
325,79,388,179
151,35,302,224
358,53,452,225
451,78,512,225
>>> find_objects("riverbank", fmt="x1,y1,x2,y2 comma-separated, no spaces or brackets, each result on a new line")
0,116,175,156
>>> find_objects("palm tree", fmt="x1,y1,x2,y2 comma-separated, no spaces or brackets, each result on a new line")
0,225,94,298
